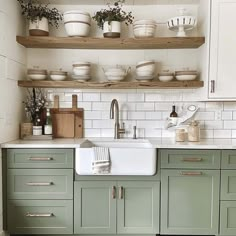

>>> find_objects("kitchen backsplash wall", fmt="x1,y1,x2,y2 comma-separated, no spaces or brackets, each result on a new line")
46,88,236,139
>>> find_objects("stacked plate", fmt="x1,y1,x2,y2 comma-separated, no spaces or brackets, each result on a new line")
133,19,157,38
175,70,198,81
158,71,174,82
72,62,91,81
136,60,155,81
63,10,91,37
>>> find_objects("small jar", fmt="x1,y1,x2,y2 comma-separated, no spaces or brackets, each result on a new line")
188,120,200,142
33,126,42,135
175,128,185,142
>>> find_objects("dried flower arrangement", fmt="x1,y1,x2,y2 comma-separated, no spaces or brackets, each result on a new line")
92,0,134,29
23,88,48,123
17,0,62,28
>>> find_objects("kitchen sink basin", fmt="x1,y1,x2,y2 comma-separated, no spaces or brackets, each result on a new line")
75,139,157,176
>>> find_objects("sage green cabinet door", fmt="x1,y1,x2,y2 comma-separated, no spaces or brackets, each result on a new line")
74,181,116,234
222,150,236,169
7,169,73,199
7,149,73,169
220,201,236,235
117,181,160,234
160,149,221,169
7,199,73,234
161,169,220,235
221,170,236,200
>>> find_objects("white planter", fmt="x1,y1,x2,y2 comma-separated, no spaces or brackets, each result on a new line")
29,17,49,36
103,21,121,38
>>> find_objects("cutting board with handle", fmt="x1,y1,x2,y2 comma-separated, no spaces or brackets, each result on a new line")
50,94,83,138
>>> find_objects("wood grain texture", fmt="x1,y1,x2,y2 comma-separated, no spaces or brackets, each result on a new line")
16,36,205,49
18,80,204,89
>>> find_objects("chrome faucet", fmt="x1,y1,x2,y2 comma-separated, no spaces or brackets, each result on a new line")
110,99,125,139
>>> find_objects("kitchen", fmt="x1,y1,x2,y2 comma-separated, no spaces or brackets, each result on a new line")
1,0,236,235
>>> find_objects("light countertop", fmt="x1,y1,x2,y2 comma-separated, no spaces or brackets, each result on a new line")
2,138,236,149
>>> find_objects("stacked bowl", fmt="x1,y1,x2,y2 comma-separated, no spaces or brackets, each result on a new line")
72,62,91,81
63,10,91,37
133,19,157,38
136,60,155,81
27,69,47,80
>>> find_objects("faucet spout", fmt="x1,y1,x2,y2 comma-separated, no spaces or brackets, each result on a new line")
110,99,125,139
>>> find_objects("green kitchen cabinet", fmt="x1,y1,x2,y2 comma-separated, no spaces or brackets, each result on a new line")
222,150,236,169
74,181,160,235
161,169,220,235
220,201,236,235
8,199,73,234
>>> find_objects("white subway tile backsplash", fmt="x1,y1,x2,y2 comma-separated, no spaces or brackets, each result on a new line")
213,130,232,139
128,93,145,102
200,130,214,139
232,130,236,138
224,121,236,129
128,111,145,120
84,111,101,120
206,102,223,110
222,111,233,120
145,129,162,138
78,102,92,111
195,112,215,121
101,129,114,138
83,93,101,102
84,120,92,129
224,102,236,110
93,120,113,128
92,102,110,111
204,121,223,130
137,120,164,129
155,102,173,111
101,93,127,102
84,129,101,137
136,103,155,111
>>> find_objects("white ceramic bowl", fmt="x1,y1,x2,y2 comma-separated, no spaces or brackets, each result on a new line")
27,69,47,80
158,72,174,82
134,19,157,25
175,74,197,81
64,21,90,37
63,10,91,23
133,27,155,38
71,74,91,81
73,67,90,76
136,75,154,81
105,68,126,76
49,71,67,81
136,70,154,77
106,75,125,81
136,61,155,73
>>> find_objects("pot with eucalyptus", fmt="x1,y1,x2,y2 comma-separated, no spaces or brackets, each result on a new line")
17,0,62,36
92,0,134,38
22,88,48,136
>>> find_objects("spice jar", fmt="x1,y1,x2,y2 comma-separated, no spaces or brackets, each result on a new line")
188,120,200,142
175,128,185,142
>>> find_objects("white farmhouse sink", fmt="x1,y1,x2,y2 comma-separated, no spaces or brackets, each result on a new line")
75,139,157,176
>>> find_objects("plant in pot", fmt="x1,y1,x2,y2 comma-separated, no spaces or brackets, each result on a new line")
17,0,62,36
92,0,134,38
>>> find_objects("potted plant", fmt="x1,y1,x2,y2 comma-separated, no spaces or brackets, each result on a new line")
92,0,134,38
17,0,62,36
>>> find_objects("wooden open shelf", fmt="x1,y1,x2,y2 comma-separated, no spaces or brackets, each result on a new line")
18,80,204,89
16,36,205,49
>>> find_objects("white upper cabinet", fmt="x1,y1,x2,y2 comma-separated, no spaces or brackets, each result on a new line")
209,0,236,99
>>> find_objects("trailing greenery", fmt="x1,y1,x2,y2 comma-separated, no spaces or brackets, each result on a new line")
17,0,62,28
92,0,134,29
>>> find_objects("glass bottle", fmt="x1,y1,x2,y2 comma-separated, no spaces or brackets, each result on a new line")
33,112,42,135
44,108,52,135
170,105,178,117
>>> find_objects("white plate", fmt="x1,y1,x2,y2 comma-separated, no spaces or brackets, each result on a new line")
175,74,197,81
71,74,91,81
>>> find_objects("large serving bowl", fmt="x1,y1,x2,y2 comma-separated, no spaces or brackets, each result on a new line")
136,60,155,72
27,69,47,80
72,62,91,76
104,67,130,81
64,10,91,37
133,19,157,38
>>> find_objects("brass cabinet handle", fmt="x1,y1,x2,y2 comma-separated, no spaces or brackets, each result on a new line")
112,186,116,199
181,171,202,176
25,213,54,217
119,186,124,199
26,182,53,186
29,157,53,161
182,158,203,162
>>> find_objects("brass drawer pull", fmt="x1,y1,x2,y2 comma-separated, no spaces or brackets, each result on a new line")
26,213,54,217
182,158,203,162
29,157,53,161
119,186,124,199
181,171,202,176
112,186,116,199
26,182,54,186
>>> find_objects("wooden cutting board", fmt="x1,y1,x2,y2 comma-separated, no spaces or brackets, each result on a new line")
50,95,83,138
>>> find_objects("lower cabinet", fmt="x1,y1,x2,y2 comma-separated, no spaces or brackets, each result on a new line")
74,181,160,234
8,199,73,234
161,169,220,235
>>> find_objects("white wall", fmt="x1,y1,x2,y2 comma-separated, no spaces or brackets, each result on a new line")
0,0,26,233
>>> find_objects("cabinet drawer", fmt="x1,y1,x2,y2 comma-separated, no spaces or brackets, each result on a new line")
222,150,236,169
220,201,236,235
221,170,236,200
7,149,73,168
7,169,73,199
160,149,220,169
7,199,73,234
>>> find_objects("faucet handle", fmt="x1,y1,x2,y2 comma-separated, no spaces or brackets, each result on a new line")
118,122,125,135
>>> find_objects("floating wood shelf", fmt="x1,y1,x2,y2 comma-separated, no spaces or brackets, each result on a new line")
16,36,205,49
18,80,204,89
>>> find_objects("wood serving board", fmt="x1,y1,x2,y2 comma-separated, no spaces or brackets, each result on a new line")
50,95,83,138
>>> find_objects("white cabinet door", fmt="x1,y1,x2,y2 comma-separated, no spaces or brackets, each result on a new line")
209,0,236,99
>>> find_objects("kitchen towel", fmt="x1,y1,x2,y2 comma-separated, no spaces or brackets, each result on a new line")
92,147,111,174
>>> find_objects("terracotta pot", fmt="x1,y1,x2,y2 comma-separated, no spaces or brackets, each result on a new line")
103,21,121,38
29,17,49,36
